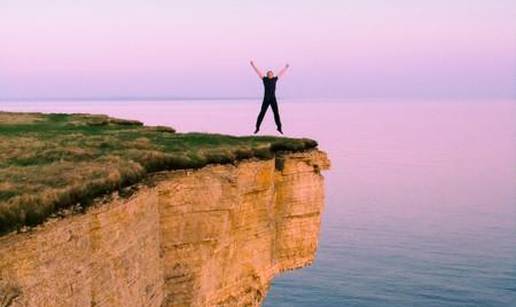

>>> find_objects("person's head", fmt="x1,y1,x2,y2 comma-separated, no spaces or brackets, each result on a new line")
266,70,274,78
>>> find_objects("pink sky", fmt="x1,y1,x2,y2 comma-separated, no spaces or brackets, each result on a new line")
1,0,515,99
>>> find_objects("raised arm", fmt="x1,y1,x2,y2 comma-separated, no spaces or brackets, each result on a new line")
277,64,290,79
250,60,264,79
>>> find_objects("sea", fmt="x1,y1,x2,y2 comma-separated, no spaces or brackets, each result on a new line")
2,98,515,307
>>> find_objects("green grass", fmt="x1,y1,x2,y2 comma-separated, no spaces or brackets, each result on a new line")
0,111,317,235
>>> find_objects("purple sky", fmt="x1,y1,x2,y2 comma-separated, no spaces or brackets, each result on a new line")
1,0,515,100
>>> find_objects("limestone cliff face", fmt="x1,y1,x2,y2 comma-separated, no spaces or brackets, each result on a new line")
0,150,330,307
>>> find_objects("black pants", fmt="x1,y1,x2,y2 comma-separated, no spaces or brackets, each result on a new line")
256,96,282,130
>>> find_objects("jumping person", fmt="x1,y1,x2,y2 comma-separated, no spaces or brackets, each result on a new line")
250,61,289,134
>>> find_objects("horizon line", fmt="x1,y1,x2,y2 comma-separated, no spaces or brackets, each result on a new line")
1,96,513,102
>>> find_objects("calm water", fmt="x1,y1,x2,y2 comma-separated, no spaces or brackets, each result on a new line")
2,99,515,306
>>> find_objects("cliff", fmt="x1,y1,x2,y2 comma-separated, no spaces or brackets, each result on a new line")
0,150,330,306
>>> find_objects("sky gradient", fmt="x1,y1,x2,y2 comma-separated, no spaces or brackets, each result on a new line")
1,0,515,100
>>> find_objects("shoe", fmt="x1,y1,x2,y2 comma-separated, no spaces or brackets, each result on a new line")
277,128,283,134
254,128,259,134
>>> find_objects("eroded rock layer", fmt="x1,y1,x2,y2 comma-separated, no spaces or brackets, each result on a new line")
0,150,330,307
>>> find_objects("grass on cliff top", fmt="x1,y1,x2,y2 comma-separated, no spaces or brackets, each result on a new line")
0,111,317,235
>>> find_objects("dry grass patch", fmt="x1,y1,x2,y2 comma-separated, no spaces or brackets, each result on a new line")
0,112,45,124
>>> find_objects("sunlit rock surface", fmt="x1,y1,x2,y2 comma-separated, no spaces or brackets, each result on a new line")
0,150,330,306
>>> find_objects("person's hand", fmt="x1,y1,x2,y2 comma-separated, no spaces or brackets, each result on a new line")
285,64,290,68
250,60,254,66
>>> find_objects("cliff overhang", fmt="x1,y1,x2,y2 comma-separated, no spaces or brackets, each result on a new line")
0,112,318,235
